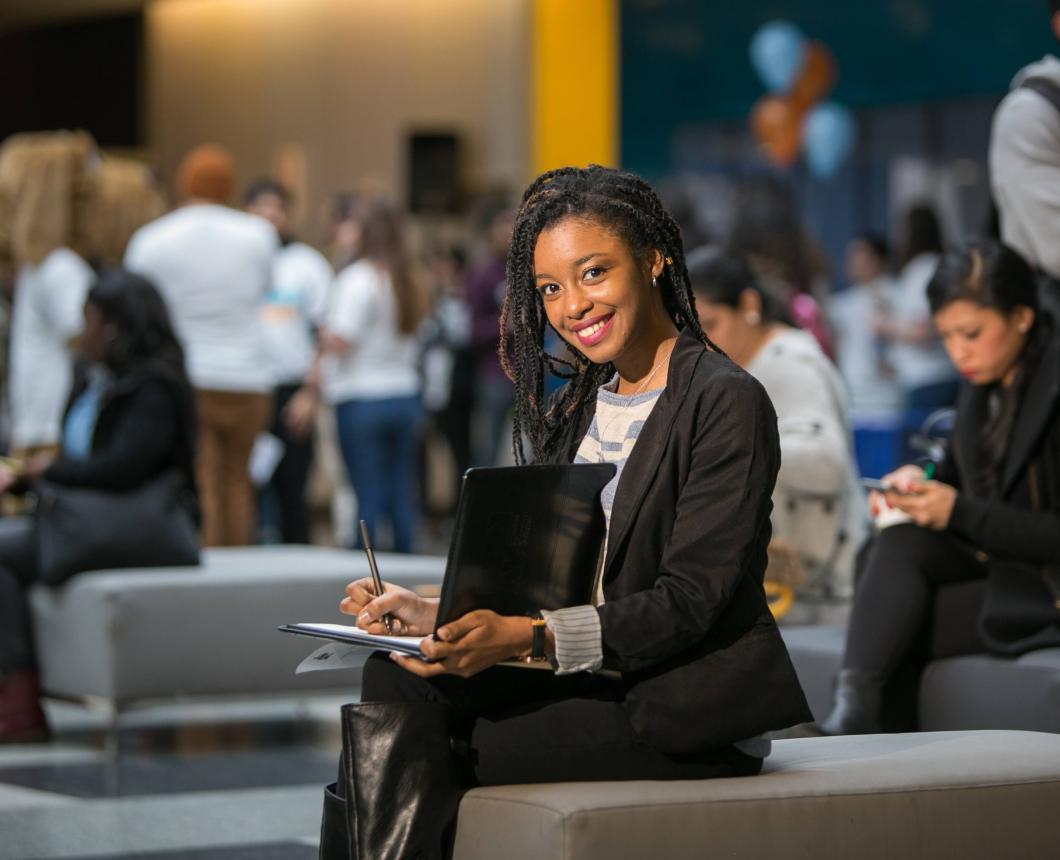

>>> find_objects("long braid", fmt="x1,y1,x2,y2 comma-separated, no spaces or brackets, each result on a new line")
500,166,724,465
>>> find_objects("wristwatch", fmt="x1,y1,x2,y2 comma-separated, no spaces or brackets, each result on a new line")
526,613,548,663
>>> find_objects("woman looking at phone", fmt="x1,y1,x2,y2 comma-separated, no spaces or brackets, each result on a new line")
816,239,1060,735
320,166,810,860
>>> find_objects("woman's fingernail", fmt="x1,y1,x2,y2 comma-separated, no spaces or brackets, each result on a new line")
358,611,371,623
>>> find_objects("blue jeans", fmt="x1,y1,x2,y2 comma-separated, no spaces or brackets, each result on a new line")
335,395,422,553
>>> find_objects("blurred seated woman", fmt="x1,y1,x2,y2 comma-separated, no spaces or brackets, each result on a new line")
688,248,867,599
817,239,1060,735
0,270,197,742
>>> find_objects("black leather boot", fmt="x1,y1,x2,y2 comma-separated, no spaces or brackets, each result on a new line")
322,702,462,860
812,669,884,736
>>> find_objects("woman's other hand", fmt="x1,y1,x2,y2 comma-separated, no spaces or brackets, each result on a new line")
283,386,318,439
340,578,437,636
391,610,534,679
884,480,957,530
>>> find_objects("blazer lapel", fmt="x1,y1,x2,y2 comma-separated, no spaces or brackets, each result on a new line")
1000,333,1060,497
952,383,985,495
602,330,704,578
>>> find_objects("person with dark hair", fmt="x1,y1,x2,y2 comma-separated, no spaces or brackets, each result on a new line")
125,144,277,547
316,198,426,553
881,203,959,412
319,166,810,859
815,239,1060,735
726,175,834,357
244,178,333,544
989,1,1060,285
688,247,866,598
0,269,197,742
830,233,902,412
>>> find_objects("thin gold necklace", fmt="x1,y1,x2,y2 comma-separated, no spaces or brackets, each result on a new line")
596,341,674,456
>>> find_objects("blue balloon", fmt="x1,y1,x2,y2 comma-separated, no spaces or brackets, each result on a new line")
750,21,806,93
803,102,857,179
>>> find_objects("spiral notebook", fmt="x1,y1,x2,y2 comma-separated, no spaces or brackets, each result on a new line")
281,462,616,662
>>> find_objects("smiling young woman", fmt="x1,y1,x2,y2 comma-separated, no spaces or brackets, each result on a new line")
816,239,1060,736
321,166,811,860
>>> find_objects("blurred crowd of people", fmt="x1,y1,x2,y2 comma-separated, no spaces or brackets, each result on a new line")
0,0,1058,600
0,135,527,561
0,132,1026,592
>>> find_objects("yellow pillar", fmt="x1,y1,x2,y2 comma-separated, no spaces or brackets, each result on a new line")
531,0,618,177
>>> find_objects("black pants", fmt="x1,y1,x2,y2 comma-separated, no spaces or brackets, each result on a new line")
0,517,39,675
266,383,315,544
357,652,762,786
843,524,988,724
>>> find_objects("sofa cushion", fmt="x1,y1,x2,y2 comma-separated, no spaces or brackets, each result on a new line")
780,624,1060,733
452,731,1060,860
30,545,446,703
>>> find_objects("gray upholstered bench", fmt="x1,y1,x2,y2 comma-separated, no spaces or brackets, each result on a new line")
781,625,1060,732
29,545,446,723
452,730,1060,860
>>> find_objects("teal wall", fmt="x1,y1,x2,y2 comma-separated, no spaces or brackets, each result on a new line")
621,0,1058,176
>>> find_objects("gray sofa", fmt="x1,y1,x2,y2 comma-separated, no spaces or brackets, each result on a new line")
453,730,1060,859
30,545,446,720
781,624,1060,733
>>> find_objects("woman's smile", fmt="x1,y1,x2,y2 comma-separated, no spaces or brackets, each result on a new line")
571,312,616,346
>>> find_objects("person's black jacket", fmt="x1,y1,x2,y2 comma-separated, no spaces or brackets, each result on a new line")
44,363,198,519
548,328,812,755
936,314,1060,655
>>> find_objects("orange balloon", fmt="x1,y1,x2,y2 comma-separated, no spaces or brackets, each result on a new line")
791,42,836,108
751,96,803,167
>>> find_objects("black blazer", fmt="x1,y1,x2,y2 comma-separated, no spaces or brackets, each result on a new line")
549,328,812,755
939,316,1060,655
45,364,198,515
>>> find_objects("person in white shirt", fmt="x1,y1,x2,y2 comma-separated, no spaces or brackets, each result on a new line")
244,178,333,544
829,234,902,413
124,144,277,547
8,247,94,455
690,247,868,598
879,204,959,411
314,199,425,552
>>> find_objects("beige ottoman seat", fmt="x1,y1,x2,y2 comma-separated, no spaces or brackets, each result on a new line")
453,730,1060,860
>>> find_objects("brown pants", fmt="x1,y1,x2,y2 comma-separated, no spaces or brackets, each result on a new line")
195,389,270,547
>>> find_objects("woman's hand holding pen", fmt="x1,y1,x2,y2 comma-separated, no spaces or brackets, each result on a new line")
341,578,438,636
390,610,537,679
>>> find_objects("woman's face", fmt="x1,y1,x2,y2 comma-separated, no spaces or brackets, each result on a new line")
934,299,1034,387
694,290,762,367
533,216,664,370
78,302,114,365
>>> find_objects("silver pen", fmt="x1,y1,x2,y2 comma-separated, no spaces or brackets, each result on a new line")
359,520,393,634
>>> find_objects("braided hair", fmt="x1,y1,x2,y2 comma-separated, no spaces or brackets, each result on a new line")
500,165,722,465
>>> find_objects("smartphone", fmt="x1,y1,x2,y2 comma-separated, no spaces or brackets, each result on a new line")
860,478,916,495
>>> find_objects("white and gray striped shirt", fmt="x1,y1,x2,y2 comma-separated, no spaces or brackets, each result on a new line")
542,378,663,672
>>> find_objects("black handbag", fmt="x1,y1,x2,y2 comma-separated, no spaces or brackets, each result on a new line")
35,469,200,586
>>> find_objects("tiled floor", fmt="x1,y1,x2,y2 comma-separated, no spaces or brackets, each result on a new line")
0,694,354,860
